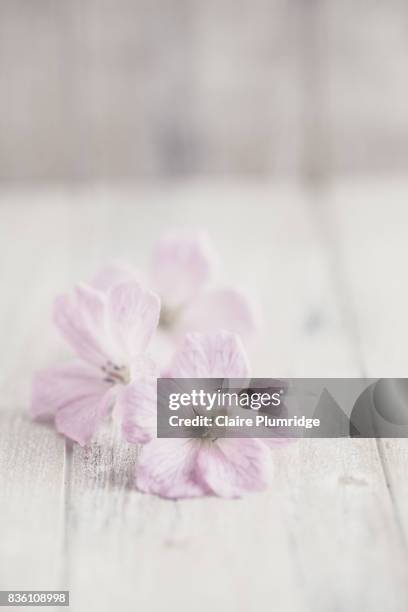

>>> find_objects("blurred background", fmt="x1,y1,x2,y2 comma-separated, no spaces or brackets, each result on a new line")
1,0,408,184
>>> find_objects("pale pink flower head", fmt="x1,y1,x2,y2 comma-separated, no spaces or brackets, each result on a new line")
92,233,258,363
151,232,258,340
121,331,273,499
31,282,160,445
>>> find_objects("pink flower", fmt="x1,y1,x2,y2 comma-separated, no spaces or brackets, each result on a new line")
153,233,260,345
93,232,258,347
121,331,273,499
31,282,160,445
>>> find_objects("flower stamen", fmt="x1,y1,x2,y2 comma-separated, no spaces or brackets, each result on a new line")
159,304,184,330
102,361,130,385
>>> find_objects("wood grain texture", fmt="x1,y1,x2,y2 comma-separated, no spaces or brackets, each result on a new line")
0,413,66,590
3,1,408,179
326,1,408,174
0,1,302,179
329,181,408,556
274,438,408,611
1,183,408,611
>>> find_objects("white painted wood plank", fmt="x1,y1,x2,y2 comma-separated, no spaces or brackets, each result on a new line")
0,413,66,589
329,180,408,550
275,438,408,611
0,194,80,592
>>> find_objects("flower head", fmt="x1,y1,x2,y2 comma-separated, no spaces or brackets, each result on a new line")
152,232,258,340
121,331,273,499
31,282,160,445
93,233,258,366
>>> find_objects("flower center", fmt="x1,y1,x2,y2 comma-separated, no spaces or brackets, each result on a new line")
158,303,183,330
102,361,130,385
191,405,221,442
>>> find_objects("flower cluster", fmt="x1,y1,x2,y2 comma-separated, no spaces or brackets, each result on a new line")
31,232,273,499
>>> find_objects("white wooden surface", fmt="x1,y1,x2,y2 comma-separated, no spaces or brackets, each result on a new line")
0,182,408,611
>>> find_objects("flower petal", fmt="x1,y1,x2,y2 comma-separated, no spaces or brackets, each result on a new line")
120,378,157,444
91,263,139,293
106,282,160,360
30,360,110,419
128,354,158,380
197,438,272,498
53,285,110,367
150,232,215,308
135,438,207,499
55,387,115,446
180,288,258,340
148,330,175,374
169,331,250,378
